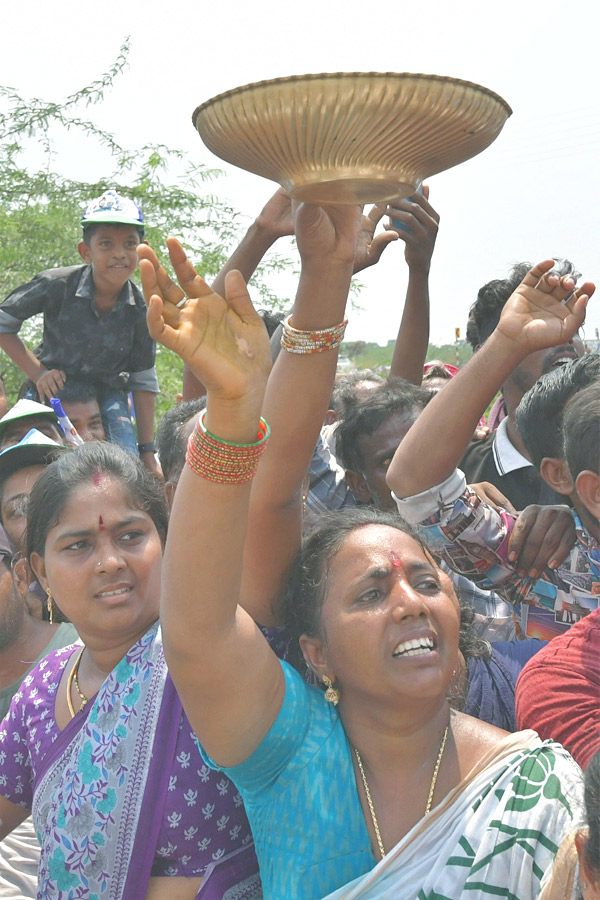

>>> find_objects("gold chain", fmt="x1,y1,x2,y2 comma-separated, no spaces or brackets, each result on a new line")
354,723,450,860
66,646,90,719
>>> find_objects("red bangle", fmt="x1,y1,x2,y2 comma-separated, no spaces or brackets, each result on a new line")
185,410,271,483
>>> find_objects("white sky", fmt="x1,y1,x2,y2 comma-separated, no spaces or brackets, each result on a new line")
2,0,599,346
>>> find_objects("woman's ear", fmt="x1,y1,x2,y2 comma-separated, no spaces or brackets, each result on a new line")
29,551,48,594
299,633,331,682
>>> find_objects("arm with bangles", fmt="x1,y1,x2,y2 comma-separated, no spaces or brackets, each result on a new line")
137,206,358,763
386,187,440,385
139,240,284,765
241,203,362,625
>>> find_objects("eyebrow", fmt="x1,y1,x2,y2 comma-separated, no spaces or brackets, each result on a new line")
371,444,400,463
54,515,147,542
4,492,27,509
352,559,436,587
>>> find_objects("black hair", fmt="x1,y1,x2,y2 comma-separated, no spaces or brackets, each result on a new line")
466,259,580,351
515,354,600,470
336,378,432,472
582,749,600,889
81,223,144,244
329,369,384,418
26,442,168,565
282,507,428,672
563,379,600,480
156,398,206,484
257,309,285,338
54,378,99,406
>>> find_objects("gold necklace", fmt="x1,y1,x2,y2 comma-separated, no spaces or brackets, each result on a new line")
354,723,450,860
66,646,90,719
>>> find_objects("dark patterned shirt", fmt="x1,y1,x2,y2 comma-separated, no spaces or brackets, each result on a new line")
0,265,158,392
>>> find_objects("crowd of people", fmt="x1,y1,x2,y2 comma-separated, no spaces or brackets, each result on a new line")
0,186,597,900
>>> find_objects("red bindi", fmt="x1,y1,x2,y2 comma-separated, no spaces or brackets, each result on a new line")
389,550,403,570
98,515,105,530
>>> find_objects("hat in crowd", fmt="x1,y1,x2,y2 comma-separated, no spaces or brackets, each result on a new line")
0,429,67,482
81,190,145,235
0,399,60,444
423,360,459,378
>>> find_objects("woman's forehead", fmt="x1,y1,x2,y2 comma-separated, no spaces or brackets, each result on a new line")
52,477,144,528
334,524,428,568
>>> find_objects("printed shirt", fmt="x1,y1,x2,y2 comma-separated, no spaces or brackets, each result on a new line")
0,265,158,392
394,469,600,641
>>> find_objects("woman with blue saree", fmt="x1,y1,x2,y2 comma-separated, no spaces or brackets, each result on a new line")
139,195,590,900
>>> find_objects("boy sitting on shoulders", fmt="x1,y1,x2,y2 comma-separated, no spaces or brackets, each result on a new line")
0,190,159,473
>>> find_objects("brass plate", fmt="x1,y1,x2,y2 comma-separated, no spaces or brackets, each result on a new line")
192,72,512,204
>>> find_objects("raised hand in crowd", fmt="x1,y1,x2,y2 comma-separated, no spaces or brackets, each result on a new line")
388,260,594,498
139,240,272,422
385,185,439,274
386,186,440,384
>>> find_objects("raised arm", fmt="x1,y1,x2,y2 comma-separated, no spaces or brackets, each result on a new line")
386,187,440,385
387,261,594,499
241,203,361,624
140,239,284,765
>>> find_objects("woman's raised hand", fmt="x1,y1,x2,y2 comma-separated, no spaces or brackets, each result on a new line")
293,202,362,271
138,239,271,403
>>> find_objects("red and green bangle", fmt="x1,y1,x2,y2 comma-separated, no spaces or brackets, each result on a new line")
186,409,271,483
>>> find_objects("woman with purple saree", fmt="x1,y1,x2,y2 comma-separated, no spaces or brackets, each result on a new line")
0,443,260,899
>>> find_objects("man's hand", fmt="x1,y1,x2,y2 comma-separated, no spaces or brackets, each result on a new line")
36,368,66,402
385,186,439,275
508,504,577,578
254,188,294,240
496,261,594,355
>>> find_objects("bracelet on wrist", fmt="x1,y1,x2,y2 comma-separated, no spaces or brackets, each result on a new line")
137,442,156,454
186,409,271,483
280,314,348,355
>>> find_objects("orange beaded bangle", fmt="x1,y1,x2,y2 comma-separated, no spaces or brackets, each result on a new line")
185,410,271,483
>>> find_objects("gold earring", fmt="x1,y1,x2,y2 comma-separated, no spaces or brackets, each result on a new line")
46,588,54,625
322,675,340,706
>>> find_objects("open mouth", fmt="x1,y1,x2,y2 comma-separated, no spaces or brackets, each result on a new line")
392,636,435,658
550,355,577,369
95,586,133,600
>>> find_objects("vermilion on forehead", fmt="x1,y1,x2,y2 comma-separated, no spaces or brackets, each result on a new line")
389,550,403,570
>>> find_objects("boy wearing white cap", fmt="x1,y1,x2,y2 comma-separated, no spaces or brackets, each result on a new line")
0,190,159,473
